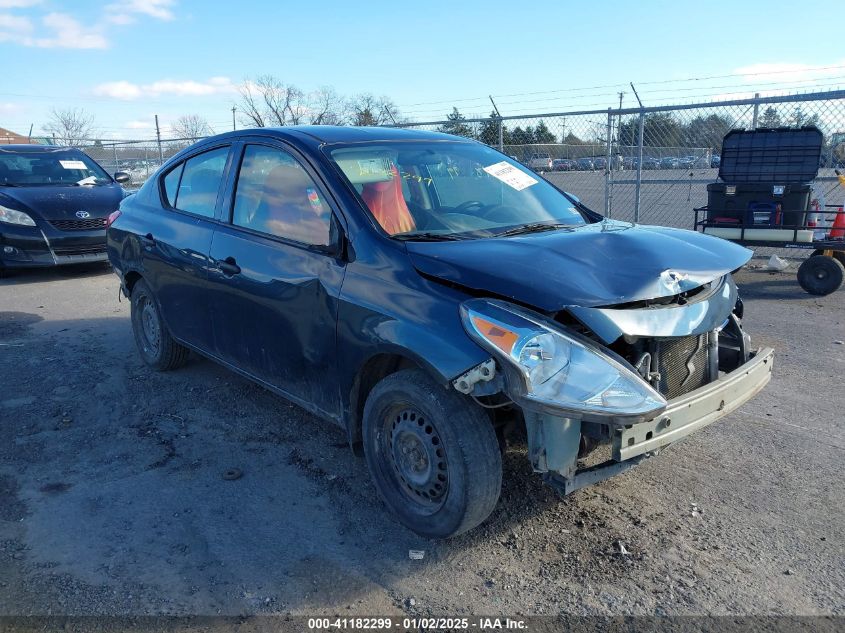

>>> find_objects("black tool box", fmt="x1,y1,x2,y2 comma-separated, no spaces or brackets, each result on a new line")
706,127,823,227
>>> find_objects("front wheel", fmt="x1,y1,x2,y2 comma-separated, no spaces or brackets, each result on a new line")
362,369,502,538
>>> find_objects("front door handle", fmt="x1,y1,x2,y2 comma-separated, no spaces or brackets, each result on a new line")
218,256,241,276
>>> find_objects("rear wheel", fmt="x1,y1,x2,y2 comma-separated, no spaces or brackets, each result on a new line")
130,279,189,370
797,255,845,296
362,369,502,538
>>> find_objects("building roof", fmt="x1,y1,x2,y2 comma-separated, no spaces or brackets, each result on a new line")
0,127,32,145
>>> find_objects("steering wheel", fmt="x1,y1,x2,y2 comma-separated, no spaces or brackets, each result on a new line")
454,200,486,213
476,204,524,222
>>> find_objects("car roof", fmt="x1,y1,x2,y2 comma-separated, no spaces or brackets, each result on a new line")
205,125,467,148
0,144,79,153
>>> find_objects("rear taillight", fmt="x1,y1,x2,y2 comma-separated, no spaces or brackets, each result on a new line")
106,210,122,229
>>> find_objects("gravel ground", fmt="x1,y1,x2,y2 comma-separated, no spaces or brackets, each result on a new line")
0,258,843,622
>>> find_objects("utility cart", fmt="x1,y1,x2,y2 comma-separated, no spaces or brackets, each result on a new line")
693,126,845,295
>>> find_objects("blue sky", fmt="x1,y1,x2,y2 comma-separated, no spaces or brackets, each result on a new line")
0,0,842,139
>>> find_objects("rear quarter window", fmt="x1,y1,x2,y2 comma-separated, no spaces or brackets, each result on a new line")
162,164,183,207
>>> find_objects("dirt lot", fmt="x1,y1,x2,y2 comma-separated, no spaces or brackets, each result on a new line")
0,259,843,620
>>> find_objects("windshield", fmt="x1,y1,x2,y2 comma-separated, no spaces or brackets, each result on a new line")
0,148,111,186
329,142,590,239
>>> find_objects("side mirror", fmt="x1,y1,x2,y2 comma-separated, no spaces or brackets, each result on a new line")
114,171,132,184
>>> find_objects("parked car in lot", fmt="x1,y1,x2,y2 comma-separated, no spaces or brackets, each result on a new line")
660,157,680,169
641,156,660,170
552,158,576,171
575,157,595,170
527,152,552,171
108,126,773,538
710,154,721,168
0,145,131,273
592,157,607,170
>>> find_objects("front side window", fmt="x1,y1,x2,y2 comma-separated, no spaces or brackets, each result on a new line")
329,142,588,239
231,144,332,247
172,146,229,218
0,148,111,186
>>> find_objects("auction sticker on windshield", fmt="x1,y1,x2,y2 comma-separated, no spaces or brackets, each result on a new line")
483,161,538,191
59,160,87,170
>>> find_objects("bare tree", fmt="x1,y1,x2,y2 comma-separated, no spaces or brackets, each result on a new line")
238,75,309,127
43,108,96,146
170,114,214,140
347,94,400,126
308,86,345,125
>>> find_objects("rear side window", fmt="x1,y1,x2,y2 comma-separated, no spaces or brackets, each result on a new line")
231,145,332,246
170,147,229,218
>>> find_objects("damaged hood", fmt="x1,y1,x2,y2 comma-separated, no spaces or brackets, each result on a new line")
407,221,751,310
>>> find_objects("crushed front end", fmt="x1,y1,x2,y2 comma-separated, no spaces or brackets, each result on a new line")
454,273,774,496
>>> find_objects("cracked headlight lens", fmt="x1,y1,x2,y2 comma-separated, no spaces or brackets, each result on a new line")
462,299,666,418
0,205,36,226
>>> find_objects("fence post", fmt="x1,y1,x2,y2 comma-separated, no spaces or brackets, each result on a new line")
751,92,760,129
633,110,645,223
154,114,163,163
497,116,503,152
112,143,118,173
604,108,613,217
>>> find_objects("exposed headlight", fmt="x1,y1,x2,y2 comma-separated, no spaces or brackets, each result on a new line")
0,205,36,226
461,299,666,419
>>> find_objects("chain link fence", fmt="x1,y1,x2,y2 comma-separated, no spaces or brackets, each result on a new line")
42,90,845,239
395,90,845,235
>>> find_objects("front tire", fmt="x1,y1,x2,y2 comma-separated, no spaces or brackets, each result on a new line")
362,369,502,538
130,279,190,370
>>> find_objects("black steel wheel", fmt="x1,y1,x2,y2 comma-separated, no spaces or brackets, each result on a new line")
797,255,845,296
362,369,501,538
130,279,190,370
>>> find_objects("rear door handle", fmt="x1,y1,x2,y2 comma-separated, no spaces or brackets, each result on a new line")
218,256,241,276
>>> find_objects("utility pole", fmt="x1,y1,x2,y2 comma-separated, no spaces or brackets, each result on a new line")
154,114,163,163
231,106,237,131
383,105,398,126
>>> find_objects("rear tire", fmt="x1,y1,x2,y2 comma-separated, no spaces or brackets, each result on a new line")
362,369,502,538
797,255,845,296
130,279,190,370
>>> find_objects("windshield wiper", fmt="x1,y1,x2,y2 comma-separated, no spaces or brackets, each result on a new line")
393,231,470,241
495,222,573,237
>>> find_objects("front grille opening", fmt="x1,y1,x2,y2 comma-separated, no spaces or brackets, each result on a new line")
49,218,108,231
52,244,107,256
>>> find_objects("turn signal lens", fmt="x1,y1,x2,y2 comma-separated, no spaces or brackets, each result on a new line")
106,210,122,229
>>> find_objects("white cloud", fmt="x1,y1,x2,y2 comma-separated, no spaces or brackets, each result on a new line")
0,12,107,48
0,102,22,114
0,0,41,8
124,119,155,129
32,12,108,49
0,12,33,43
105,0,175,24
93,77,237,100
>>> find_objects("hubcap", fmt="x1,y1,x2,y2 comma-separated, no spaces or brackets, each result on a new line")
139,297,160,355
388,408,448,506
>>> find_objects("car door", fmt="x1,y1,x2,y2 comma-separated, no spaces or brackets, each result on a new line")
141,144,233,352
207,141,346,417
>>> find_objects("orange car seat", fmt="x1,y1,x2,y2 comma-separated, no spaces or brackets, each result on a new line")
361,166,416,235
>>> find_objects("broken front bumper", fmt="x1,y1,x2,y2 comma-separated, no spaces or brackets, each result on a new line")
531,347,774,495
613,346,774,461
